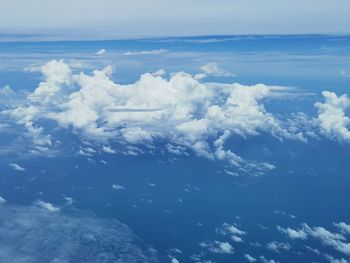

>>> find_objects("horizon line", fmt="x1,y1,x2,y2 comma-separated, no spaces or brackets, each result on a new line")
1,33,350,44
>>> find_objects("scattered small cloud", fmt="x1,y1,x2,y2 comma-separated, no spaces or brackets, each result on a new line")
35,200,60,212
112,184,125,190
96,49,106,55
244,254,257,262
199,240,234,254
102,145,116,154
199,62,236,77
9,163,25,171
266,241,291,253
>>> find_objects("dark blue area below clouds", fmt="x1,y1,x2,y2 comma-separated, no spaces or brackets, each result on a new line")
0,135,349,262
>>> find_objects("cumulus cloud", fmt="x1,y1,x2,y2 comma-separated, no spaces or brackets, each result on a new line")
5,60,307,175
199,240,234,254
112,184,125,190
244,254,257,262
279,222,350,256
325,254,348,263
199,62,236,78
217,223,246,239
259,255,277,263
303,224,350,256
266,241,291,253
334,222,350,235
277,225,308,240
315,91,350,142
9,162,26,171
0,205,158,263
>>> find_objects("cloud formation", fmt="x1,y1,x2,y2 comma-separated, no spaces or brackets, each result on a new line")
124,49,168,56
199,63,236,78
9,163,26,171
199,240,234,254
315,91,350,143
278,223,350,256
0,205,158,263
5,60,307,175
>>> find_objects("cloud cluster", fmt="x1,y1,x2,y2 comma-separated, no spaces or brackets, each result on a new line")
0,204,158,263
217,223,246,242
198,63,236,78
5,60,307,174
278,223,350,256
199,240,234,254
315,91,350,143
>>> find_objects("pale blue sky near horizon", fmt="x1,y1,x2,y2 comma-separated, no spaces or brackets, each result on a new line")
1,0,350,41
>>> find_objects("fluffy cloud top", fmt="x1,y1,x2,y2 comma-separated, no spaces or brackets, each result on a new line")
3,60,313,174
315,91,350,142
199,63,236,78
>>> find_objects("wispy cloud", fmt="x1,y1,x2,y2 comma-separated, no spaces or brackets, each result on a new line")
124,49,169,56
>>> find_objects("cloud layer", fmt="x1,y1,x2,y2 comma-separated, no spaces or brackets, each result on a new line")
0,205,158,263
3,60,350,175
4,60,309,174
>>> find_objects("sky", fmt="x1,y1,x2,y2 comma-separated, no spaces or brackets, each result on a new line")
1,0,350,40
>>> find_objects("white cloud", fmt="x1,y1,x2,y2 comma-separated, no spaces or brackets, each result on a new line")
259,255,277,263
102,145,116,154
218,222,246,236
277,225,308,240
200,62,236,77
6,60,307,175
0,196,6,205
29,59,71,104
315,91,350,142
334,222,350,235
124,49,168,56
35,200,60,212
64,196,75,206
112,184,125,190
96,49,106,55
199,240,234,254
244,254,257,262
231,235,243,242
325,254,348,263
9,163,26,171
266,241,291,253
302,223,350,256
152,69,166,77
279,222,350,256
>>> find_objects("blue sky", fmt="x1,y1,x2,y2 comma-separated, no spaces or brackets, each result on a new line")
1,0,350,40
